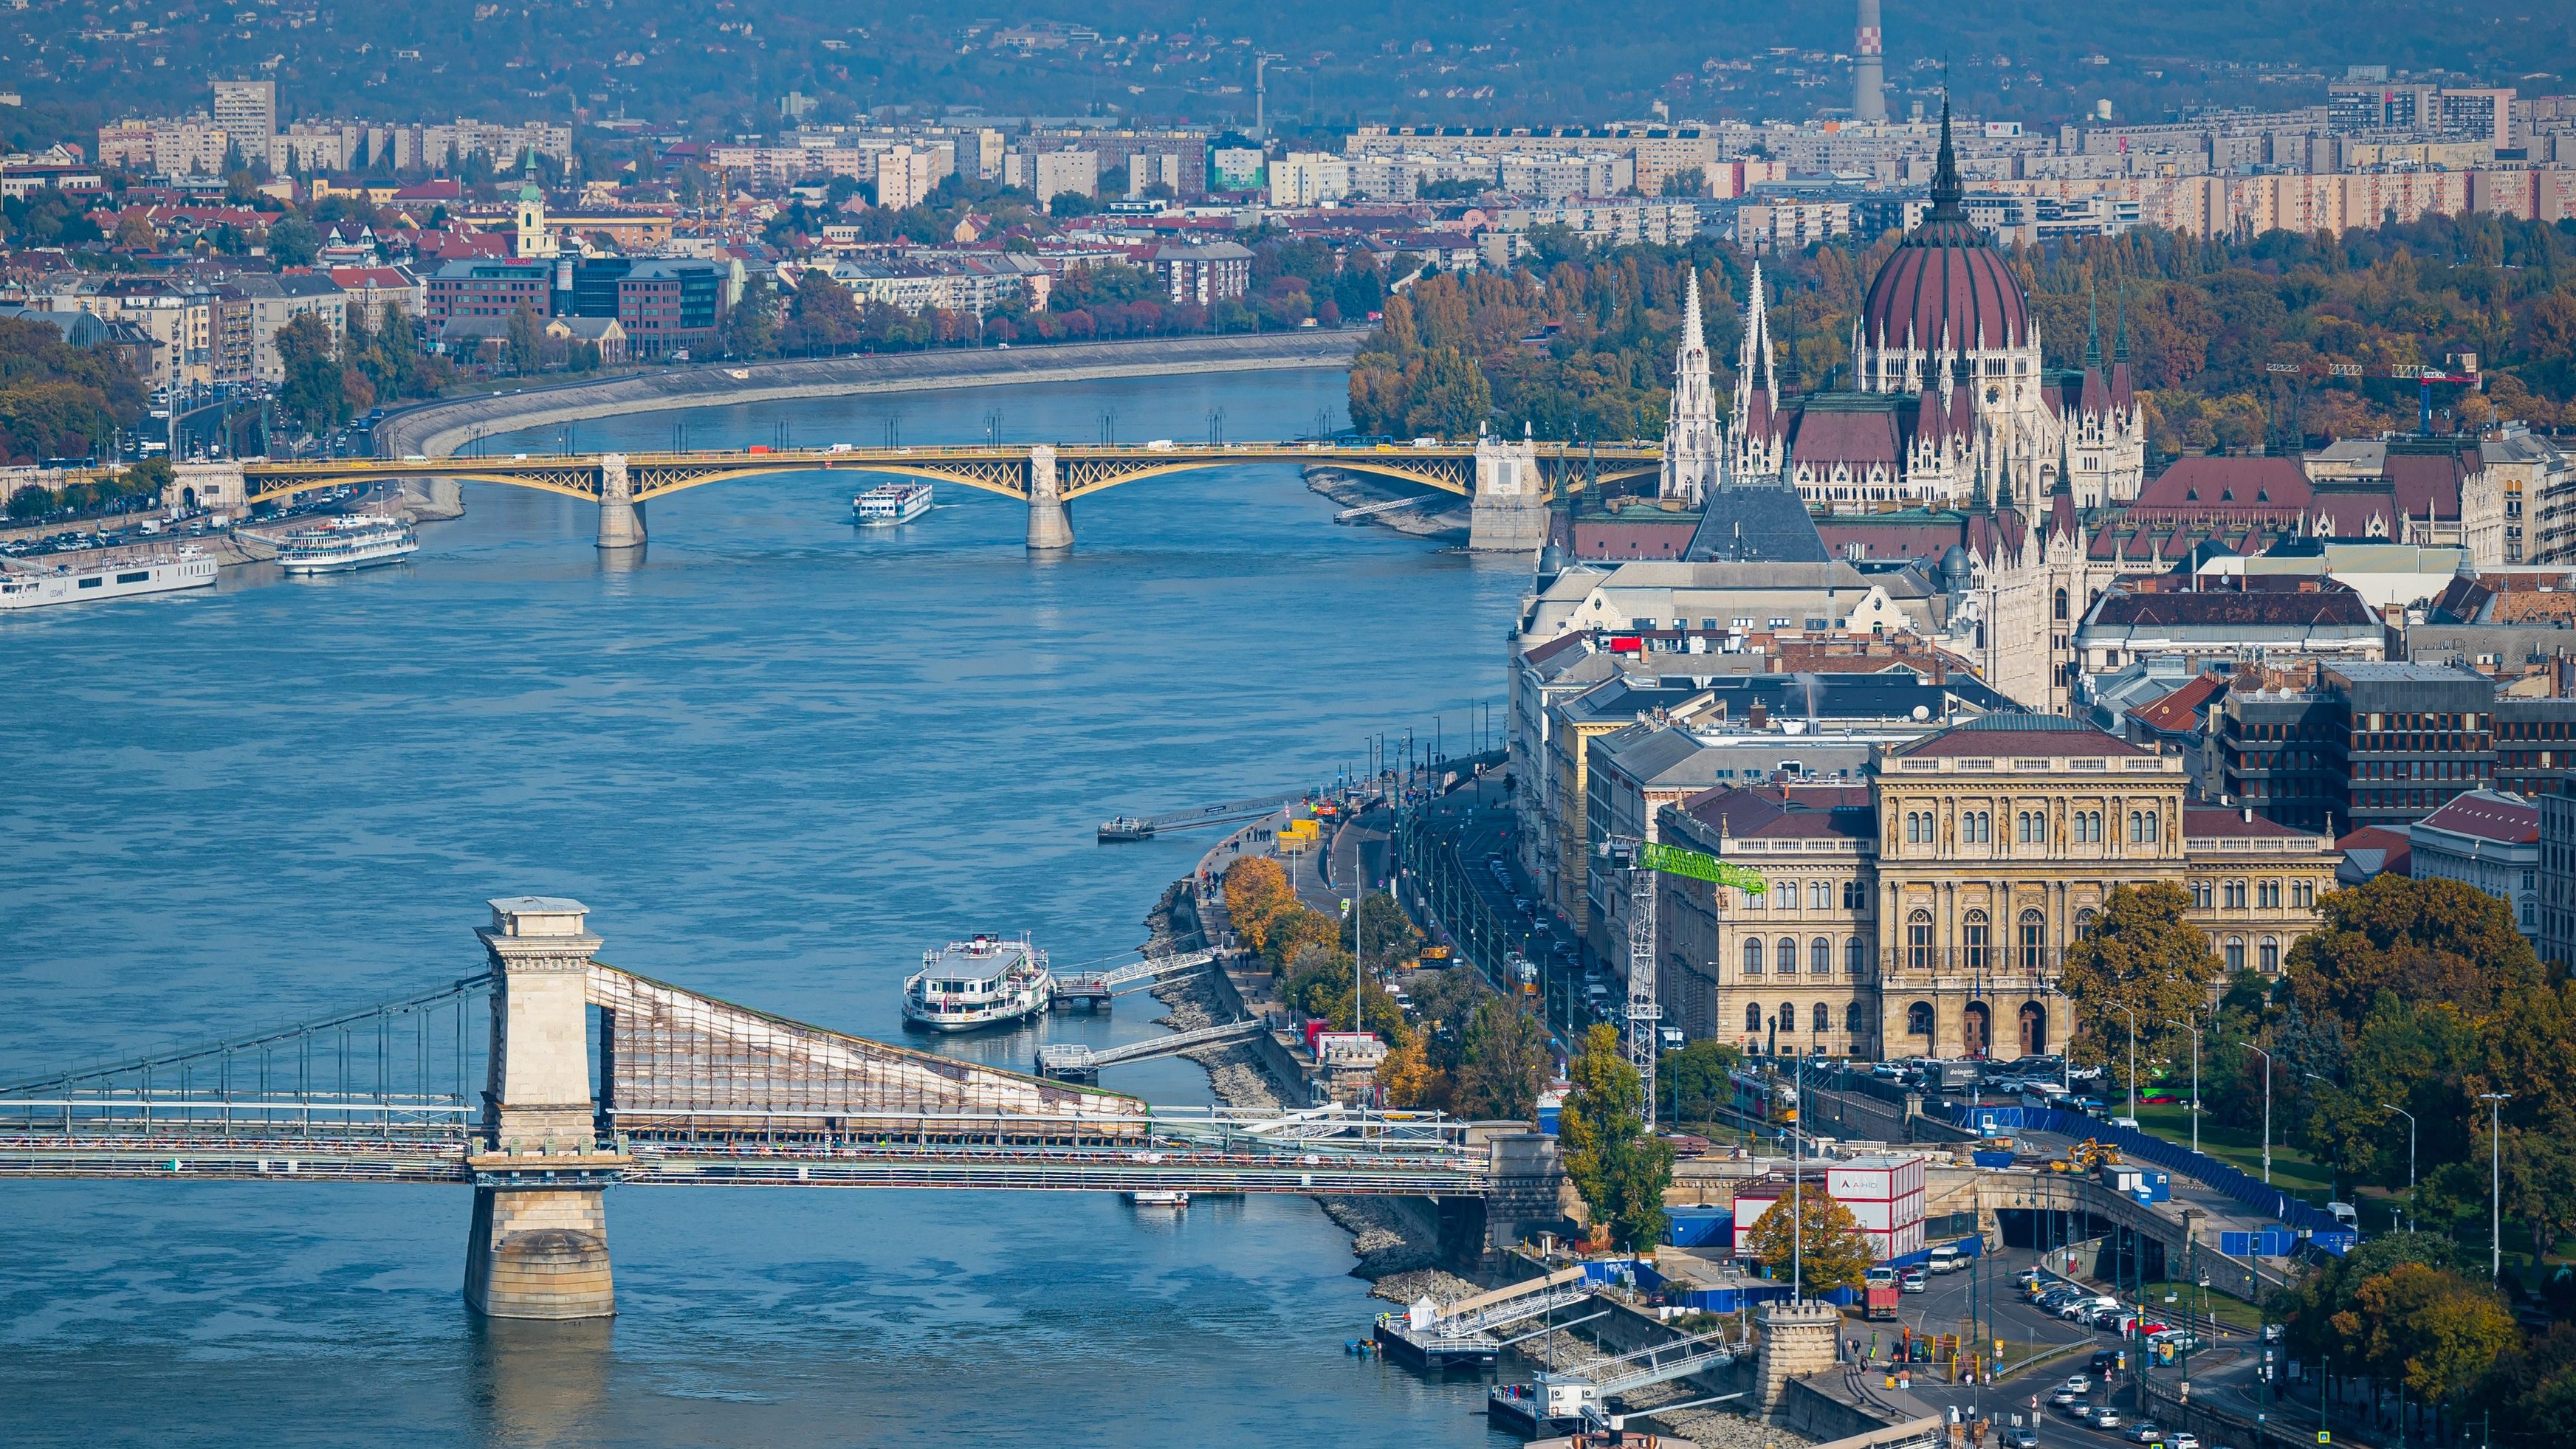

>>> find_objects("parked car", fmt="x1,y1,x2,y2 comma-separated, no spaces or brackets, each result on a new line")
1927,1244,1967,1273
1900,1269,1928,1293
2002,1428,2039,1449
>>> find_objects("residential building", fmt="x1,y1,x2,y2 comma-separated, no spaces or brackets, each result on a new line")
2541,782,2576,965
1009,148,1098,205
876,144,939,210
2483,423,2574,565
327,266,425,331
210,80,276,163
2407,788,2541,940
220,273,347,382
1151,241,1251,306
2072,575,2386,677
1268,152,1350,207
2219,661,2499,836
1657,714,2335,1059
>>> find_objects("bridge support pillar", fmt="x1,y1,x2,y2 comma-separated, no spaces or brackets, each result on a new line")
1025,443,1074,551
1466,436,1547,553
1754,1298,1843,1414
595,453,645,550
1478,1131,1568,1252
171,460,247,519
466,897,621,1321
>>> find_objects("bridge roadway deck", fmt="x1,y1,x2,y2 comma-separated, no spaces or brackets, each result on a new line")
0,1132,1485,1195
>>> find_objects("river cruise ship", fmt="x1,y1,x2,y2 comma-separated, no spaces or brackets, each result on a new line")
275,514,419,575
900,934,1052,1032
853,481,933,526
0,547,216,610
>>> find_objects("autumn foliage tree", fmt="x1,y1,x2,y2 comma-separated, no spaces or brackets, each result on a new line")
2057,882,2225,1098
1559,1023,1675,1251
1743,1184,1873,1298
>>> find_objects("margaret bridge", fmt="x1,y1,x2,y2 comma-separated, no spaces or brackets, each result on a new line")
1,898,1565,1320
161,436,1663,552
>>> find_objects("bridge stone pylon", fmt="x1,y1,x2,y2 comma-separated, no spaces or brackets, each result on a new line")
1024,444,1072,551
594,454,645,550
1467,436,1548,553
467,897,623,1320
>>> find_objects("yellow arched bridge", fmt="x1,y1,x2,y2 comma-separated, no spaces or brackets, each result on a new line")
171,438,1663,551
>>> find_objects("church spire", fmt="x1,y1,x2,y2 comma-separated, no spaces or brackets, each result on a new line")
1683,267,1706,354
2084,284,2102,369
1928,86,1965,219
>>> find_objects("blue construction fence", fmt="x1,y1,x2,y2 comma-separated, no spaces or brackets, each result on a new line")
1948,1104,2357,1256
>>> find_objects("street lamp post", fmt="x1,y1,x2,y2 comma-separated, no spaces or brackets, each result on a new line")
2479,1091,2510,1286
2380,1102,2417,1230
1793,1052,1804,1304
2118,1004,2141,1123
2168,1016,2202,1154
2248,1044,2275,1185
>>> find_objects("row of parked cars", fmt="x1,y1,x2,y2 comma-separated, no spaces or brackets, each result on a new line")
2018,1270,2202,1351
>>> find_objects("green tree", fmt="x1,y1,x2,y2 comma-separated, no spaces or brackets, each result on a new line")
724,271,780,358
1559,1022,1675,1250
781,269,861,354
2057,882,2225,1102
1743,1184,1872,1297
264,214,320,267
505,303,546,376
1457,997,1550,1121
1662,1039,1742,1122
272,314,357,433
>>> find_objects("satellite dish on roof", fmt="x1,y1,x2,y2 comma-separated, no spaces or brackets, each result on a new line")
1912,705,1931,721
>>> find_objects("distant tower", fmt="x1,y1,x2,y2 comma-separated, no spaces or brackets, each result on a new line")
1658,270,1725,505
1853,0,1887,124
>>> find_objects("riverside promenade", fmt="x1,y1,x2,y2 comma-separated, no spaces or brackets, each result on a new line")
378,331,1366,458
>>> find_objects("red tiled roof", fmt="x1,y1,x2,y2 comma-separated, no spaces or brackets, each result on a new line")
1789,407,1902,467
1887,715,2147,759
2185,805,2311,839
2132,457,2312,516
2413,791,2539,844
2132,673,2225,734
2383,447,2478,520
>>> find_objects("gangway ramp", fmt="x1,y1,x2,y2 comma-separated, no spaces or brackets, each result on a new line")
1127,793,1306,834
1049,950,1215,1011
1034,1017,1265,1081
1436,1267,1589,1335
1374,1267,1596,1371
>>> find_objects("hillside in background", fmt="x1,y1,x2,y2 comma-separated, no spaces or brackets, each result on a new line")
7,2,2570,145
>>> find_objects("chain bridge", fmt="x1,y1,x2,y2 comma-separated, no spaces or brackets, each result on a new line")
162,436,1660,552
0,898,1565,1321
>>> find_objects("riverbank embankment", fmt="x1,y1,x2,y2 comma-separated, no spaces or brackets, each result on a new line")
380,331,1365,458
1303,467,1471,543
1138,836,1485,1309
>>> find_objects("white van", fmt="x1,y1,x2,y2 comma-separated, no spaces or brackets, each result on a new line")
1926,1244,1968,1274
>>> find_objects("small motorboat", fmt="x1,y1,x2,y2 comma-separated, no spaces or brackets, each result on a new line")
1098,816,1155,843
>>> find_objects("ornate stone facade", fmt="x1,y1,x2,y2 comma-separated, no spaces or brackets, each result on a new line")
1658,716,2338,1061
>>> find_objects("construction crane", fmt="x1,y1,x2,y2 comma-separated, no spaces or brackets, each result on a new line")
2265,354,2481,436
1603,838,1768,1128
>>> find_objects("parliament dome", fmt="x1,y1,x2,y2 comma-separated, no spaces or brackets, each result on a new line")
1858,102,2030,354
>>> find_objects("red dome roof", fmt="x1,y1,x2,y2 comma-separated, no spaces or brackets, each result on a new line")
1858,98,2030,354
1861,222,2030,352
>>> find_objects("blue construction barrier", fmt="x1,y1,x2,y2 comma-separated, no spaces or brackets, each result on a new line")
1666,1207,1734,1249
1964,1105,2355,1255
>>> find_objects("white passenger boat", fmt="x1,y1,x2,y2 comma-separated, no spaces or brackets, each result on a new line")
853,481,933,526
900,934,1052,1032
0,547,216,610
275,514,419,574
1124,1191,1189,1208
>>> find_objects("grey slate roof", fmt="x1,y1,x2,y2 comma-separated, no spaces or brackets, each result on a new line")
1682,478,1833,564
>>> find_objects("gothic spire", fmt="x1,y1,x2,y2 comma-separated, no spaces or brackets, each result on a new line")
1928,86,1964,218
1683,267,1706,355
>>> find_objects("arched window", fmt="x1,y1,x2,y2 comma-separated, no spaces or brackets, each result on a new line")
1963,810,1988,844
1748,1002,1764,1033
2020,909,2047,972
1846,1001,1867,1032
1743,938,1765,975
1906,1000,1934,1035
1811,937,1832,974
2226,937,2246,972
1777,938,1798,978
2016,811,2039,844
2259,937,2279,974
2129,810,2146,843
2076,908,2098,940
2143,811,2160,842
1810,880,1831,910
1813,1002,1833,1032
1962,910,1990,972
1780,1001,1797,1034
2054,587,2070,622
1847,936,1866,974
1907,909,1934,970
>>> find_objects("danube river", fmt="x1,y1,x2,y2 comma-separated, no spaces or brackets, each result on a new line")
0,368,1534,1446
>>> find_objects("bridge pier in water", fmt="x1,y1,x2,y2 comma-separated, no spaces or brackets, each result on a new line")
1023,443,1073,550
1466,436,1548,552
594,453,645,550
467,897,623,1321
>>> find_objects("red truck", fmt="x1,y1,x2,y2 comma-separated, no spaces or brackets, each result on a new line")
1865,1283,1901,1321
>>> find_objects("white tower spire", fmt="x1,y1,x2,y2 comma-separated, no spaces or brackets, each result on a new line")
1660,268,1724,504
